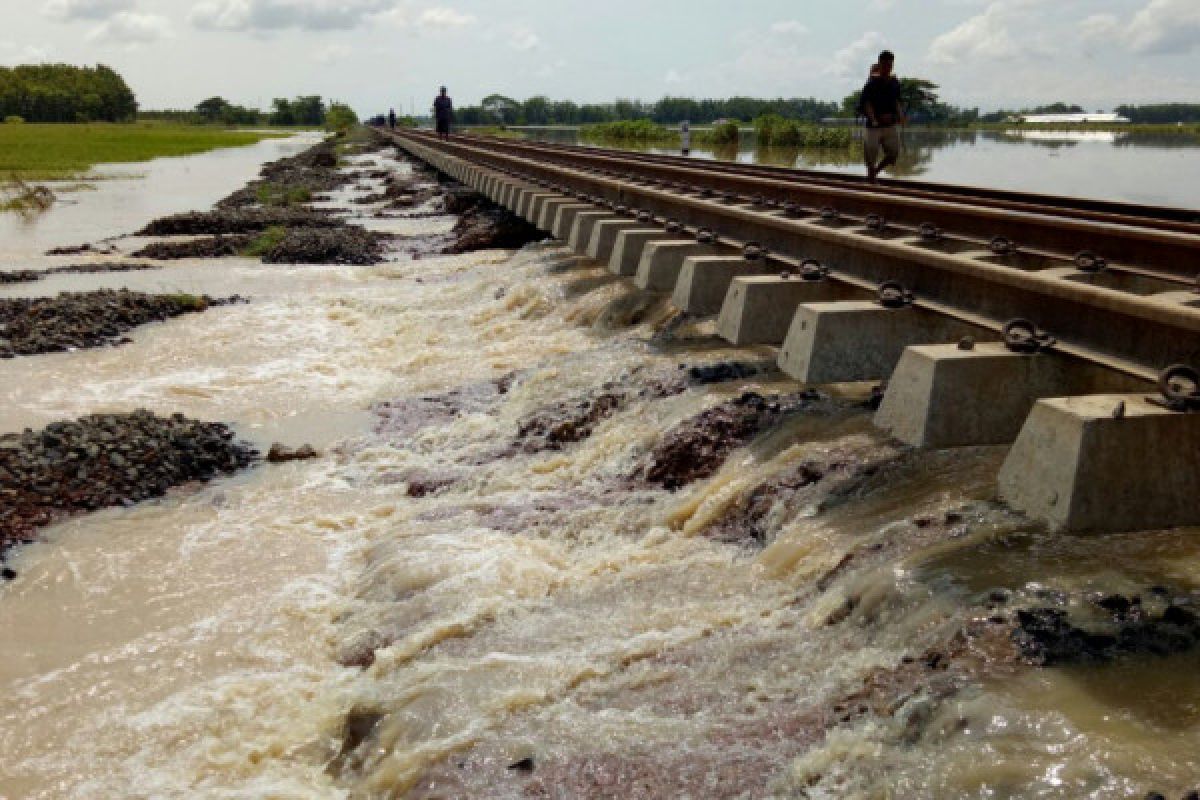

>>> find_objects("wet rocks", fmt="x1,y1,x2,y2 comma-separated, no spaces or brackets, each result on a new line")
217,140,351,210
0,269,44,285
632,391,820,490
1,263,159,286
266,443,319,463
515,392,627,453
256,225,391,265
0,410,258,556
441,187,486,215
443,207,544,254
0,289,226,358
133,235,252,260
136,208,342,237
1013,591,1200,665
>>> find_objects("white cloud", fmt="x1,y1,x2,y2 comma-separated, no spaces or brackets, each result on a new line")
42,0,133,21
665,68,687,85
0,42,55,65
417,7,476,29
769,20,808,37
1083,0,1200,55
828,30,885,78
189,0,395,32
314,43,352,63
927,0,1045,65
508,26,539,51
87,11,172,43
869,0,896,11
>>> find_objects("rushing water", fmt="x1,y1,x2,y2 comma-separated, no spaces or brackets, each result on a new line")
516,128,1200,211
2,138,1200,799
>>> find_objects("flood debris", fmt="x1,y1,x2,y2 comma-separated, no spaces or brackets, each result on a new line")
0,289,231,358
0,411,257,556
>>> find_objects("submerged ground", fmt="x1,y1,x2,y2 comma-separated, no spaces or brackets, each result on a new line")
0,130,1198,799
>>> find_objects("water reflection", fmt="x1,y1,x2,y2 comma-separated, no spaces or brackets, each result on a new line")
515,127,1200,209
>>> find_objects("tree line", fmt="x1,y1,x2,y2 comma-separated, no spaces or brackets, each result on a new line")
0,64,137,123
451,81,981,127
454,94,842,126
141,96,358,130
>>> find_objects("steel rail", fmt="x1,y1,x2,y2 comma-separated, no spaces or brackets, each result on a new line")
385,129,1200,383
463,131,1200,231
396,128,1200,283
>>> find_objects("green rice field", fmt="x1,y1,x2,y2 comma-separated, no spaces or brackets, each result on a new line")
0,123,292,181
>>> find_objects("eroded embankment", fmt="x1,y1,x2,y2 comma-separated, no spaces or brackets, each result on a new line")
5,131,1198,799
0,411,257,561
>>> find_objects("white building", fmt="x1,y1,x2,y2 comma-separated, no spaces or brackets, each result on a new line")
1016,112,1131,124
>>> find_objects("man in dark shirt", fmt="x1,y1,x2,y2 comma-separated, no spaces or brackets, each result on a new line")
860,50,904,183
388,108,396,131
433,87,453,141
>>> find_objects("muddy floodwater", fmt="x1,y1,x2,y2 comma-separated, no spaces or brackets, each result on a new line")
2,134,1200,799
516,127,1200,210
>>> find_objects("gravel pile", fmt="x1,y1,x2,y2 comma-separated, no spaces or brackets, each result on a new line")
217,140,351,210
257,226,392,265
0,289,225,357
0,411,258,555
0,263,159,286
132,235,253,260
137,208,343,236
442,207,544,254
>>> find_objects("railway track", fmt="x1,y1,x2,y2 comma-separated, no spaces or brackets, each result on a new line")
379,126,1200,533
469,131,1200,231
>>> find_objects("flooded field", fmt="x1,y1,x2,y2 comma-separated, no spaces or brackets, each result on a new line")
2,133,1199,799
516,128,1200,211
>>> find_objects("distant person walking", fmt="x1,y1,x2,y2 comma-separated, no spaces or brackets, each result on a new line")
388,108,397,130
433,87,453,141
680,120,691,156
860,50,904,183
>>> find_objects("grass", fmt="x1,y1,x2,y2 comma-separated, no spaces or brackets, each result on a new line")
755,115,854,149
0,123,293,181
164,292,210,311
581,120,677,143
256,184,312,207
241,225,287,258
0,176,56,215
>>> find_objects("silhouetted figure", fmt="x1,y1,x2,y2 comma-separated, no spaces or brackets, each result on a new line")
861,50,904,183
433,87,453,141
680,120,691,156
388,108,396,130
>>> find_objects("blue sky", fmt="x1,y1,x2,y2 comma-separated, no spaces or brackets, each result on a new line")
3,0,1199,113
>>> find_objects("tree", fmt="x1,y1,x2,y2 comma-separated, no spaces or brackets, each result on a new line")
0,63,137,122
481,94,520,125
324,102,358,132
522,96,551,126
195,96,230,122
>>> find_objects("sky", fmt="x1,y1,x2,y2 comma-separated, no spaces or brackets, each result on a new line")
2,0,1199,114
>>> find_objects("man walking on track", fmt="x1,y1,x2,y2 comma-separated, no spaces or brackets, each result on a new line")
388,108,396,131
433,87,453,141
860,50,904,183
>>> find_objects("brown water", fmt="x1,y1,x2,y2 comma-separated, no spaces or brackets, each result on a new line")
2,140,1199,799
